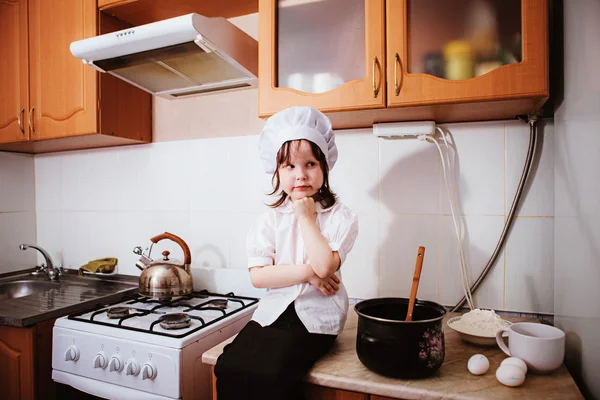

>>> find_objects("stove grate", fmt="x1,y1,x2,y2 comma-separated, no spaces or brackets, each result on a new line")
67,290,259,339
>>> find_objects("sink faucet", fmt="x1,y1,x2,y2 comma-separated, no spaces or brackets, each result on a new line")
19,244,60,281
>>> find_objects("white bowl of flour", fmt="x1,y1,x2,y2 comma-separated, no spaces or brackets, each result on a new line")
448,309,512,346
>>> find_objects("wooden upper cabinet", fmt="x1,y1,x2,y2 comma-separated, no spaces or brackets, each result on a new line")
28,0,97,141
0,0,29,144
259,0,549,127
258,0,386,118
0,0,151,154
386,0,548,109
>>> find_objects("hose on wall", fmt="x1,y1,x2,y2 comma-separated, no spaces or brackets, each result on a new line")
451,116,539,312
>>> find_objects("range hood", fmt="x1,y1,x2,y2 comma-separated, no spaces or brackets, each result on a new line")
70,13,258,99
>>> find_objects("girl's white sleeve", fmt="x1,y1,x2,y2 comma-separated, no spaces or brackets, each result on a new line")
246,211,276,269
322,205,359,266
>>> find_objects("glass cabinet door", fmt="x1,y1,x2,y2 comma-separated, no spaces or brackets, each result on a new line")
259,0,385,117
407,0,522,80
277,0,365,94
387,0,548,107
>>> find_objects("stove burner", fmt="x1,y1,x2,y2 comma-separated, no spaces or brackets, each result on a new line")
158,313,191,330
210,299,228,310
107,307,130,319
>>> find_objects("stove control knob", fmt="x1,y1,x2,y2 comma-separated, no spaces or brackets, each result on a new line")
141,361,157,380
125,358,140,376
64,345,80,362
93,352,108,369
109,355,124,372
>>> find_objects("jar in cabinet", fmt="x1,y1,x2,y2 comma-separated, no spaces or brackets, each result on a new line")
443,40,475,80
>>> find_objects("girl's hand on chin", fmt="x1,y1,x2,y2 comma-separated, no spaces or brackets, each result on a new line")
293,197,315,220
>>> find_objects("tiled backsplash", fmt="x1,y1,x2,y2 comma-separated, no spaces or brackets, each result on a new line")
0,152,37,273
6,13,557,314
33,115,555,313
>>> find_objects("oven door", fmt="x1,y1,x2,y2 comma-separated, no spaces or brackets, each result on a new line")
53,371,178,400
52,325,182,399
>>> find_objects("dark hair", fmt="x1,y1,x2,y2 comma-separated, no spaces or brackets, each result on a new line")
268,140,337,209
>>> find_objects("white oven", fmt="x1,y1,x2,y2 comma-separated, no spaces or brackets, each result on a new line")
52,291,258,399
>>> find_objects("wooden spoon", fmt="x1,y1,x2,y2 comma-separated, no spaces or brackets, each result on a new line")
406,246,425,322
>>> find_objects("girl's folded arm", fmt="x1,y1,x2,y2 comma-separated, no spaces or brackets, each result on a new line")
297,216,340,279
249,263,315,289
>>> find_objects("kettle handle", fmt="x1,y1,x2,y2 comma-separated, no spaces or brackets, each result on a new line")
150,232,192,266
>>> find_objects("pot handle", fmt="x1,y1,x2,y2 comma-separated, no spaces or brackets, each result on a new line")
150,232,192,266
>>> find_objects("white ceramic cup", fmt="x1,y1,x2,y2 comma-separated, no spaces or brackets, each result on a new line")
495,322,565,374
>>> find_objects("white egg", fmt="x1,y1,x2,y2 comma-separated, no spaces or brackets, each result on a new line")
501,357,528,374
467,354,490,375
496,365,526,387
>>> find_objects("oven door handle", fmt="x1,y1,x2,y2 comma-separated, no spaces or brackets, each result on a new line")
52,370,175,400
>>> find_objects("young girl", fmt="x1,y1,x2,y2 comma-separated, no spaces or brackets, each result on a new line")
214,106,359,399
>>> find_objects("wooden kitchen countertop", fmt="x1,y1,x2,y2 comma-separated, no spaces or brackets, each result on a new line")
202,307,583,399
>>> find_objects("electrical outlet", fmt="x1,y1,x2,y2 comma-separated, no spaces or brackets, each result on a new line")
373,121,436,138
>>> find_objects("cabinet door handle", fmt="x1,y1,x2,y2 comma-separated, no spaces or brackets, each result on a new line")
17,108,25,134
394,53,402,96
372,56,381,98
28,106,35,134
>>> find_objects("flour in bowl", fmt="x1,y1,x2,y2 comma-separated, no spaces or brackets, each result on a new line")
450,309,510,336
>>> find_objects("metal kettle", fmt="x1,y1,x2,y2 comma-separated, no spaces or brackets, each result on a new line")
134,232,193,300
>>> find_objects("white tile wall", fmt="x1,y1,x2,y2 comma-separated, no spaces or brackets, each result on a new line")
35,153,63,211
189,211,231,269
0,152,37,273
330,129,379,214
228,213,261,270
438,121,505,216
342,212,378,300
506,120,555,217
505,218,555,314
379,136,439,215
32,116,556,313
553,2,600,397
0,152,35,212
378,213,439,301
438,215,505,310
0,211,37,273
554,216,600,320
554,118,600,219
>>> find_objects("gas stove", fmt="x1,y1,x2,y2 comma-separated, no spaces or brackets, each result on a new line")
63,290,258,344
52,290,259,400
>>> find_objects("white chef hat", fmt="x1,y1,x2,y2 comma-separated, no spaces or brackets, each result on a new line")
258,106,338,174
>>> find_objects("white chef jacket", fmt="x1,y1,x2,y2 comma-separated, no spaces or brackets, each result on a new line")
247,198,359,335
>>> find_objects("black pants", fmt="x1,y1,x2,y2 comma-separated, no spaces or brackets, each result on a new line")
214,302,337,400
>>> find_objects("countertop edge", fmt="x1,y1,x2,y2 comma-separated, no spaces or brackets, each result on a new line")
202,309,584,400
305,372,458,400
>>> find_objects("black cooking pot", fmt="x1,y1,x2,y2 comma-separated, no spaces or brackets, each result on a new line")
355,297,447,378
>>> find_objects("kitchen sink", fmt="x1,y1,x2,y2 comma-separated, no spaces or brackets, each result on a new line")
0,268,138,327
0,280,59,301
